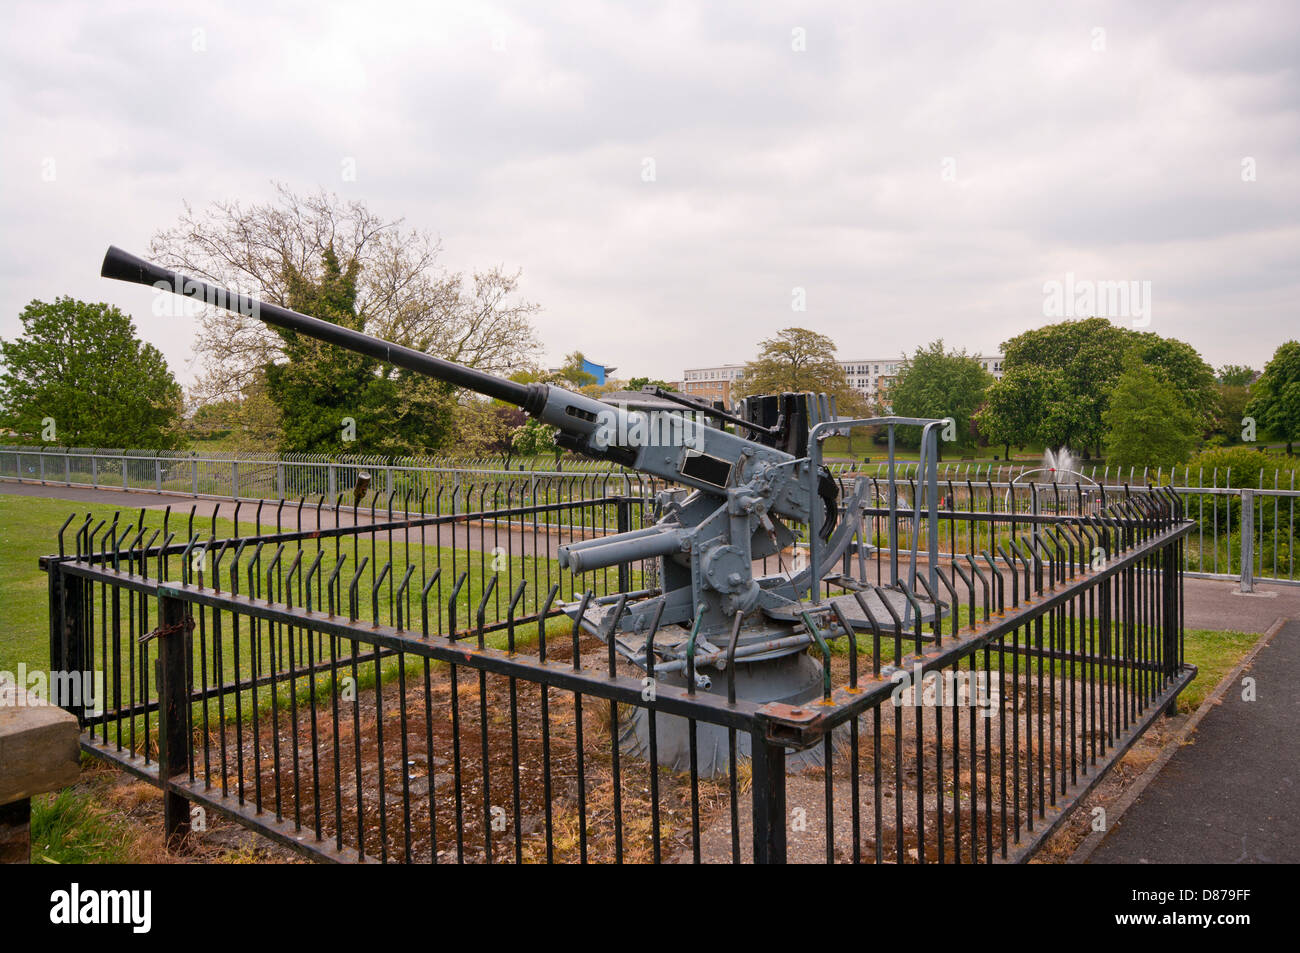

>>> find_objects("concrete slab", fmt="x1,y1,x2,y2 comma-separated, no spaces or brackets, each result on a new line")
0,674,81,806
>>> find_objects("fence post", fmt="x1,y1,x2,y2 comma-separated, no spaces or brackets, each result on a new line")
231,461,239,500
750,730,787,863
64,453,70,485
52,568,86,725
192,459,199,497
1163,536,1181,704
39,453,45,484
91,456,97,487
155,459,162,493
155,592,193,849
616,498,632,593
1239,488,1254,593
276,462,285,500
328,463,337,501
122,454,128,491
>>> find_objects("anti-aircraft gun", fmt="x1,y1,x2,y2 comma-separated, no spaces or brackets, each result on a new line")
101,245,943,771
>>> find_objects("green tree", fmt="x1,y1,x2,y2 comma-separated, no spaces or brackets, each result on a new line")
1102,353,1199,469
1218,364,1257,387
1246,342,1300,455
1208,364,1256,445
999,319,1128,454
1128,332,1219,432
510,418,558,458
998,318,1215,456
975,365,1056,461
627,376,676,392
1186,446,1289,490
887,340,992,457
264,247,453,455
0,297,182,447
736,327,865,415
1213,385,1252,444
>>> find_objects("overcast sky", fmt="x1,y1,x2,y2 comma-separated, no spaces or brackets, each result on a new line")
1,0,1296,388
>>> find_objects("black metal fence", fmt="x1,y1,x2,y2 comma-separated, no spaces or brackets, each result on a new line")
43,480,1193,862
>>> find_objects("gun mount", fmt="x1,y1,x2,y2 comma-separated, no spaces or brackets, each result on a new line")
101,244,944,773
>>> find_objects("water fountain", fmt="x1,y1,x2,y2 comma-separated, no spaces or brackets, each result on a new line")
1007,447,1100,517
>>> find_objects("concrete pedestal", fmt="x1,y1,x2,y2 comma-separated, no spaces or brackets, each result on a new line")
0,674,82,863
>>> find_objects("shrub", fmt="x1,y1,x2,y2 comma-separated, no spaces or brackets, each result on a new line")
1181,446,1295,488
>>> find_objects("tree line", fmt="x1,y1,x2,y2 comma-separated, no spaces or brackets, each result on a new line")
733,323,1300,468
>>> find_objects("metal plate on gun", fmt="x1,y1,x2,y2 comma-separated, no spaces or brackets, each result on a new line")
763,588,940,626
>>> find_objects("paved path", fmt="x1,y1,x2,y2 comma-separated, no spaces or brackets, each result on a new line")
1089,620,1300,863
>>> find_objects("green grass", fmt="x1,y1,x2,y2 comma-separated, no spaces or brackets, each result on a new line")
0,495,57,672
0,492,623,669
30,785,133,864
1180,628,1259,712
820,436,1049,465
0,493,274,672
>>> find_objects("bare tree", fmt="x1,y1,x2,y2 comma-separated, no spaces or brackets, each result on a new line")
149,183,541,406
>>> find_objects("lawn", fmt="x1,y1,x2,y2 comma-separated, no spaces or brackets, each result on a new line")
0,495,61,672
1179,628,1260,712
0,492,611,673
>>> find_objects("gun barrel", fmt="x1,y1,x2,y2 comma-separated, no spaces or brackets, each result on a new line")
101,245,547,415
558,528,687,574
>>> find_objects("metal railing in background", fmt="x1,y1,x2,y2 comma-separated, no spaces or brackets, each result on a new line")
811,474,1297,592
43,479,1193,863
5,444,1296,488
8,444,1291,587
0,445,647,505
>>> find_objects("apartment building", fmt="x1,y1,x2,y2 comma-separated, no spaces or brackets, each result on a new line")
839,355,1004,402
678,364,746,403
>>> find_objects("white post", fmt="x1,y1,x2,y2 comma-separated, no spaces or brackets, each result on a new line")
1239,488,1255,593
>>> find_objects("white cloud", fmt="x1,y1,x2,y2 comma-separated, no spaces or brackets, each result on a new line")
1,0,1296,389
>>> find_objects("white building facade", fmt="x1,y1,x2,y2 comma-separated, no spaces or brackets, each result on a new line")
838,355,1005,400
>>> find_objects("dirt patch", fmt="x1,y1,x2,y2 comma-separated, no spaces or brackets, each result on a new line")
82,629,1167,864
187,632,738,863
